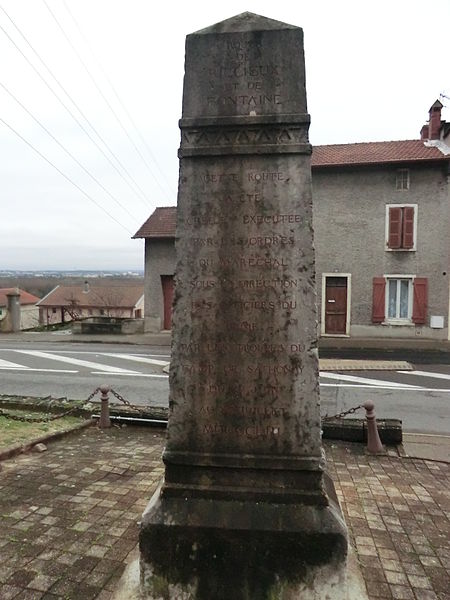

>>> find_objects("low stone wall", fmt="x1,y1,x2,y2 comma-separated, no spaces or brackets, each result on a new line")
72,317,144,335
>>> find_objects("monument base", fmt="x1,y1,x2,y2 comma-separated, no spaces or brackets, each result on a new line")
136,482,361,600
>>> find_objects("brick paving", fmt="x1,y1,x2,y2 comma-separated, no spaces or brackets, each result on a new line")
328,442,450,600
0,426,165,600
0,427,448,599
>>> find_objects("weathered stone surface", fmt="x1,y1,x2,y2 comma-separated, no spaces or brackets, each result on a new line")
166,11,322,504
139,11,350,599
140,485,349,600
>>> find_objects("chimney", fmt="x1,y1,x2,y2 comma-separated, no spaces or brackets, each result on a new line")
420,124,429,140
428,99,443,140
83,280,90,293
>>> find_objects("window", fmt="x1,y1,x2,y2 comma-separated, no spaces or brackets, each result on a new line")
387,278,412,320
386,204,417,250
396,169,409,190
372,276,427,324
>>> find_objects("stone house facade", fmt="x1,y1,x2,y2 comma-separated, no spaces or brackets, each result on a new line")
134,101,450,339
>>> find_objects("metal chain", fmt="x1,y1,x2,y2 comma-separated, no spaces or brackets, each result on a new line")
0,388,363,424
85,387,101,403
0,388,102,424
321,404,364,422
109,388,149,415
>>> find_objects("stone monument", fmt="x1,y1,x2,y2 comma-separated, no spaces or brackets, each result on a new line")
139,12,350,599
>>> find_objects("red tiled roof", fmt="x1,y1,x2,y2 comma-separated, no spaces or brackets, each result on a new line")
0,288,40,307
312,140,449,167
133,207,177,239
37,284,144,308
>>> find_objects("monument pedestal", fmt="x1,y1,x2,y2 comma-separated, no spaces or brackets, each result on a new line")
140,476,350,600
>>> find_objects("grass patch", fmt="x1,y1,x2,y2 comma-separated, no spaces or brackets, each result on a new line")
0,409,84,450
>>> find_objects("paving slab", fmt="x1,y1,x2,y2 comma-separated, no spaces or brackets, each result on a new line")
320,359,413,371
402,433,450,463
0,427,448,599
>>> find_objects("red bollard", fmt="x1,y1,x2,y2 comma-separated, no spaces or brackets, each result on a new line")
363,400,384,453
98,384,111,428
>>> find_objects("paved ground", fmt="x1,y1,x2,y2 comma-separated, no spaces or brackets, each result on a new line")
0,426,449,599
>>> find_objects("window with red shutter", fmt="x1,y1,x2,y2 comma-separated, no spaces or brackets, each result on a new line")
402,207,415,249
386,205,417,250
388,207,402,249
372,277,386,323
412,278,427,324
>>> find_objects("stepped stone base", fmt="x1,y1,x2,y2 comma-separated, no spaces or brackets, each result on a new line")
133,483,365,600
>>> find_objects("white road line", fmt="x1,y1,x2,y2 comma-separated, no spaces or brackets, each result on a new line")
100,353,169,366
398,369,450,382
319,372,425,389
0,357,28,369
320,382,450,392
91,372,168,378
13,350,138,374
320,383,425,391
0,367,78,373
35,350,171,359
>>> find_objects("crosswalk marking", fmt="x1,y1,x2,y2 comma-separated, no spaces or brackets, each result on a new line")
100,353,169,367
319,372,424,389
0,357,77,373
0,357,27,369
91,372,168,378
398,369,450,381
13,350,138,374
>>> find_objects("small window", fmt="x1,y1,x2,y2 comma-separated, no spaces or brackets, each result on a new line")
0,308,3,316
100,309,105,316
396,169,409,190
52,308,57,314
386,205,417,250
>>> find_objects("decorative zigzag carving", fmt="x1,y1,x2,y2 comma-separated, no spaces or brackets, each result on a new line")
181,126,306,147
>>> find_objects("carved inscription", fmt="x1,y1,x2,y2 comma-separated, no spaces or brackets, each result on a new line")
199,36,286,113
179,161,309,440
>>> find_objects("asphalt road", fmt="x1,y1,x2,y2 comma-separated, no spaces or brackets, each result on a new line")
0,341,449,434
0,341,170,408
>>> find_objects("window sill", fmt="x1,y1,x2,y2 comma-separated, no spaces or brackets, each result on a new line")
385,248,416,252
382,320,414,326
321,333,350,338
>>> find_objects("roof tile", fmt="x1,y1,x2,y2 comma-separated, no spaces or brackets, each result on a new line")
134,140,450,238
37,284,144,308
0,288,40,307
133,207,177,239
312,139,449,167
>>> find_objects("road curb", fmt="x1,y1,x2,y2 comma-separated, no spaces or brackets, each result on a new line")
0,419,93,462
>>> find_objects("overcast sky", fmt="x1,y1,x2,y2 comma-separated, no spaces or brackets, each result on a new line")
1,0,448,271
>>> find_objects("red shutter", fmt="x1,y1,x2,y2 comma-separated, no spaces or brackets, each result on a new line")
402,207,415,249
412,278,427,324
372,277,386,323
388,207,402,249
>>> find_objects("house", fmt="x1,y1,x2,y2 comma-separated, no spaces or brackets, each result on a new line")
133,208,176,331
134,100,450,340
37,282,144,326
0,288,40,331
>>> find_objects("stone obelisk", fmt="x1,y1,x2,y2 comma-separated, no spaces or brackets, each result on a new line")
139,12,349,599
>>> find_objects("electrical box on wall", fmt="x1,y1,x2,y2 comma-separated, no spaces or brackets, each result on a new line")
430,316,444,329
